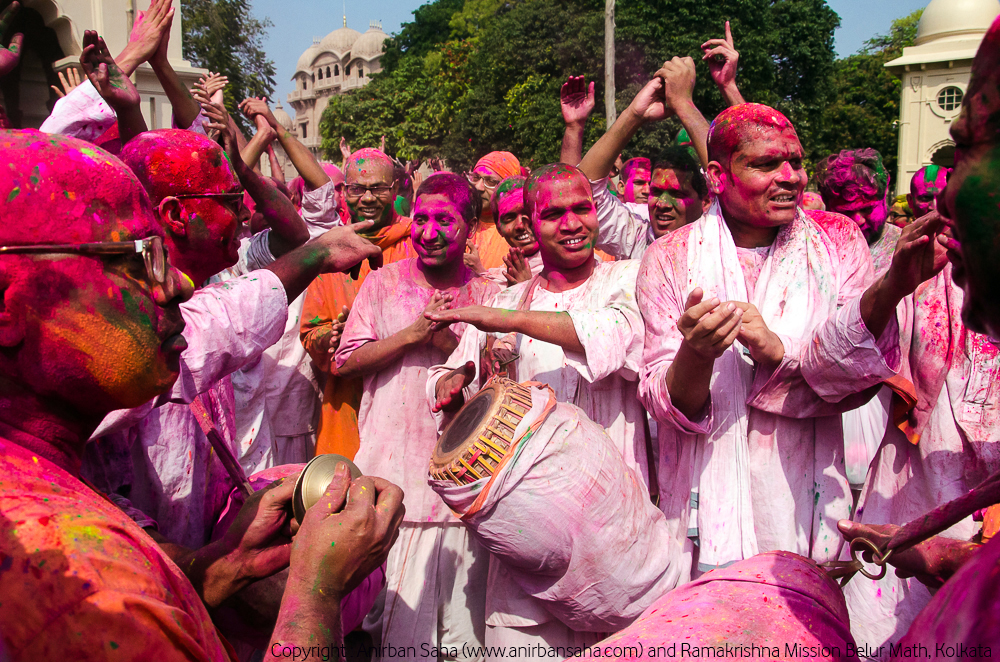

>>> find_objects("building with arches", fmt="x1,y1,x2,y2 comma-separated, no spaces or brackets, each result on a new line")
886,0,1000,193
287,17,387,154
0,0,204,130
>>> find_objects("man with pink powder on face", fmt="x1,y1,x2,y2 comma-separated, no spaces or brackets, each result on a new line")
0,129,402,662
426,163,648,654
636,101,946,588
334,172,499,660
908,164,951,221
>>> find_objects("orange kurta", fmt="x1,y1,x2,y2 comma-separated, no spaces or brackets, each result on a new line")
301,218,416,459
469,219,511,271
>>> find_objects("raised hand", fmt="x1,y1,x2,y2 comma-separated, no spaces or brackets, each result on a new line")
676,288,743,361
625,74,672,124
463,240,485,274
433,361,476,413
120,0,174,74
51,67,82,98
199,95,235,149
239,96,279,129
655,56,697,114
702,21,740,92
80,31,140,110
731,301,784,366
560,75,596,127
379,134,386,153
310,221,384,276
340,136,352,162
288,464,405,600
195,71,229,103
0,2,24,79
885,211,950,298
503,247,532,286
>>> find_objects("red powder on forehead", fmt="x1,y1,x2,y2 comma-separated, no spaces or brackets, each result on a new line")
523,163,591,218
707,103,797,164
0,129,156,245
120,129,238,204
346,148,393,180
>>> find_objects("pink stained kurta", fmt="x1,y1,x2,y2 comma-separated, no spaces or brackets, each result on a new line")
637,204,900,580
0,438,235,661
88,271,289,547
843,265,1000,659
334,259,500,523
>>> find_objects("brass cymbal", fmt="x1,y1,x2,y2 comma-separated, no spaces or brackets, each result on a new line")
292,453,363,523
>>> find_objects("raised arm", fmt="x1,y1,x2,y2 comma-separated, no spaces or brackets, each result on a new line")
79,31,147,146
657,58,710,169
241,114,278,169
242,97,331,191
560,76,595,165
702,21,746,107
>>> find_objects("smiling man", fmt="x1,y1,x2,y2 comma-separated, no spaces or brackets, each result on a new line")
427,162,648,653
333,172,499,660
637,102,943,585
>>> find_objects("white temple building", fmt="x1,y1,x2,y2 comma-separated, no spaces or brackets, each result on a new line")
886,0,1000,193
0,0,204,130
287,17,388,155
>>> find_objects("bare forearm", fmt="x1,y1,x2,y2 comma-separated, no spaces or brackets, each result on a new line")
267,594,343,661
114,104,148,147
502,310,584,354
579,107,644,181
665,343,715,421
673,99,711,169
336,329,416,379
560,121,586,166
171,539,248,609
719,82,745,107
277,126,330,190
149,56,201,129
269,146,286,184
237,162,310,256
242,129,273,169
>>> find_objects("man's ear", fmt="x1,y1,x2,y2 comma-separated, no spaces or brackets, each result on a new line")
706,161,727,196
702,195,713,213
616,179,626,196
0,265,26,348
158,197,186,237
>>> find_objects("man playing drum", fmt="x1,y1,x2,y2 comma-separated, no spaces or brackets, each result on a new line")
426,162,649,654
334,172,500,660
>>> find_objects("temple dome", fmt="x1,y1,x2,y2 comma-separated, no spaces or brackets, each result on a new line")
273,102,293,130
319,26,362,56
915,0,1000,45
295,44,320,74
353,26,388,60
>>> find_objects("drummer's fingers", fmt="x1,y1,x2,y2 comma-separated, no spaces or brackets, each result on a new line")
369,477,405,540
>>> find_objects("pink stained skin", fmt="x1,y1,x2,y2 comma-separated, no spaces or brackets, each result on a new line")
706,105,807,247
647,167,708,238
619,160,651,204
526,165,598,290
120,129,243,285
908,165,950,220
825,179,890,243
495,188,539,255
0,129,194,467
411,193,474,271
801,191,826,212
344,148,397,232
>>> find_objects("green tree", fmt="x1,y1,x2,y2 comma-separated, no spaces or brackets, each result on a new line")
182,0,276,131
810,10,923,179
380,0,466,71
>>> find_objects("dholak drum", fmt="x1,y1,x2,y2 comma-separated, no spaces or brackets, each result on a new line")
430,377,533,485
574,552,856,661
428,378,682,633
211,462,385,655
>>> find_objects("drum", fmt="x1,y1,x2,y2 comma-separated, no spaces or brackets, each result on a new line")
428,380,682,632
574,551,856,661
429,377,533,485
292,453,363,523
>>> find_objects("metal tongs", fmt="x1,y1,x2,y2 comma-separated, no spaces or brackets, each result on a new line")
821,469,1000,586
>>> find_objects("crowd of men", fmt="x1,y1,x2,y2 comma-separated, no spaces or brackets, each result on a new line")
0,0,998,660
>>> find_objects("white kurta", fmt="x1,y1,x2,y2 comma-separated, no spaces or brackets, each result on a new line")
637,204,900,580
843,265,1000,658
590,177,653,261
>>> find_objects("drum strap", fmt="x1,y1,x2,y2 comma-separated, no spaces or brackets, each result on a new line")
482,276,544,382
189,395,255,498
643,413,660,507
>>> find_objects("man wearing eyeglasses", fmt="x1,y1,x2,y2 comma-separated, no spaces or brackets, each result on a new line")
0,130,402,662
464,151,524,273
89,126,383,550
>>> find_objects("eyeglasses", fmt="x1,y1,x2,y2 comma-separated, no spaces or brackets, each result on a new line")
465,172,502,189
174,191,246,213
0,236,167,285
345,184,394,199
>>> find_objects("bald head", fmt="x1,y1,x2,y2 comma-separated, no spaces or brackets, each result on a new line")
908,164,950,219
345,148,394,184
120,129,239,203
524,163,591,220
708,103,798,166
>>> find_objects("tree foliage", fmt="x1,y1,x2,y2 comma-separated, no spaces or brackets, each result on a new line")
320,0,917,172
182,0,276,131
809,10,922,180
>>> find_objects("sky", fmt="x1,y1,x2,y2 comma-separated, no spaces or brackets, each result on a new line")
251,0,932,106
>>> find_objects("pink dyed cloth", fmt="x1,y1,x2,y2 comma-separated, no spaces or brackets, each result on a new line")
572,551,855,662
843,265,1000,658
211,464,385,642
335,259,499,523
89,271,289,547
890,535,1000,660
0,438,235,661
590,177,653,260
637,203,899,577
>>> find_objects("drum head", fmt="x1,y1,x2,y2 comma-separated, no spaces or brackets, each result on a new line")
434,386,497,464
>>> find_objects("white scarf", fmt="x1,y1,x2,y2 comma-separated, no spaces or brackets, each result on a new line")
685,201,838,567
